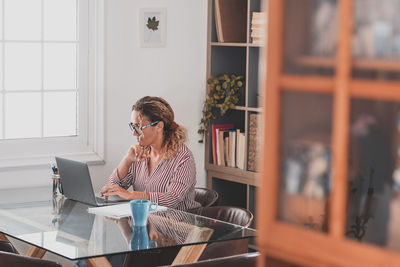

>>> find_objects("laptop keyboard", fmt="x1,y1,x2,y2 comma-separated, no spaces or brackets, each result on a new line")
95,195,126,204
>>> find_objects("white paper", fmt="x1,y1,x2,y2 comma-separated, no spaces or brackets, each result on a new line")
87,203,167,219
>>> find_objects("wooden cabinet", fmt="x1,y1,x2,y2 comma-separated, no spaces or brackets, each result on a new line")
258,0,400,266
205,0,264,229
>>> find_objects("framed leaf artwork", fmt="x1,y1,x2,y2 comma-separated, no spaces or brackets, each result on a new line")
139,8,167,47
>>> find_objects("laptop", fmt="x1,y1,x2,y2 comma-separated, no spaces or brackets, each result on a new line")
55,157,128,206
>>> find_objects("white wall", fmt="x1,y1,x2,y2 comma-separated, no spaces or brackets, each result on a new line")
0,0,208,191
92,0,208,190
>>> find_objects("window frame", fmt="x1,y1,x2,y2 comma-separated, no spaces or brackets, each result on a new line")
0,0,105,169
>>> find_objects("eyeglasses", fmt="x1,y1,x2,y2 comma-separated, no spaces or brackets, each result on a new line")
129,121,159,135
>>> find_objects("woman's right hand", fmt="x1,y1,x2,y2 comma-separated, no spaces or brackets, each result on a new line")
115,145,150,182
124,145,150,163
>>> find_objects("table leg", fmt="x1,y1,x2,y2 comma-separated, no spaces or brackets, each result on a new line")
171,227,214,265
172,243,208,265
26,246,47,258
85,257,112,267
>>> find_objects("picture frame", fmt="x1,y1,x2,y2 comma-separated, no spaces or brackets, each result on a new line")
139,8,167,48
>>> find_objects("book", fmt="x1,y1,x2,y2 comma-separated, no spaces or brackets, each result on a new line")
212,124,234,165
214,0,247,43
225,133,230,166
215,128,221,165
229,130,236,167
218,130,225,166
236,130,246,170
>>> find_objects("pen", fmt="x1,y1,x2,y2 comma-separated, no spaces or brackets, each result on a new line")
51,164,58,174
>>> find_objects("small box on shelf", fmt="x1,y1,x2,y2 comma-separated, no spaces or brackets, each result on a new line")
247,113,261,172
251,12,266,44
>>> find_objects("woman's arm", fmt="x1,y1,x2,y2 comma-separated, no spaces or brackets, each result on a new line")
101,145,150,197
117,145,150,178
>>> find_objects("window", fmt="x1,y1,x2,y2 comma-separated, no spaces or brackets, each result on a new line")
0,0,104,168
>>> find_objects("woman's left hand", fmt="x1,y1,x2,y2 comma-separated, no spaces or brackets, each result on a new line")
100,184,133,200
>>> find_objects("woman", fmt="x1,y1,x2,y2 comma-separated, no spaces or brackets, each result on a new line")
101,96,201,211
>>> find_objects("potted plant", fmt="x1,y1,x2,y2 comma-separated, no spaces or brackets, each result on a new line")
198,74,243,143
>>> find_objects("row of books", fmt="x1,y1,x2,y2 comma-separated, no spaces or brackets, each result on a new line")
211,124,246,169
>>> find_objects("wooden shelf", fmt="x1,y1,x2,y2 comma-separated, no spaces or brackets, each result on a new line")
206,164,259,186
210,42,265,47
279,193,328,231
295,55,400,71
248,244,258,251
207,0,262,223
249,43,264,47
247,107,262,112
214,104,262,112
215,104,246,111
211,42,248,47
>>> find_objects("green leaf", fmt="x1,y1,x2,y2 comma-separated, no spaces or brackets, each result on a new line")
146,16,159,31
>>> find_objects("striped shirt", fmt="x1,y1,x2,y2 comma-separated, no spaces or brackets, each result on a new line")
109,144,201,211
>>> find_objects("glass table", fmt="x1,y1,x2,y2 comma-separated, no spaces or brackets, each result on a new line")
0,187,256,266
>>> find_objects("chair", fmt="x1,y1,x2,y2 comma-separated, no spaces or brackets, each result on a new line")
193,206,253,227
161,252,259,267
0,240,61,267
0,240,17,253
191,206,254,261
0,251,62,267
194,188,219,208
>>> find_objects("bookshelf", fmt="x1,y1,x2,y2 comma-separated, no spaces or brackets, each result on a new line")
258,0,400,266
205,0,264,230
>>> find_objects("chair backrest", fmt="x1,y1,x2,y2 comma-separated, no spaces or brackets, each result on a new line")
190,206,254,261
0,240,16,253
194,206,254,228
194,188,219,208
163,252,259,267
0,251,62,267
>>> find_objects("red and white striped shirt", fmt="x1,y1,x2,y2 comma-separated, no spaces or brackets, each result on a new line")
109,144,201,211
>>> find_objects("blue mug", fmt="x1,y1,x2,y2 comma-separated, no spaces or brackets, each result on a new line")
130,200,158,226
130,226,157,250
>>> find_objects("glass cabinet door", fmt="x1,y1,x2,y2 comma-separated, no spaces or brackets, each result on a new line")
278,91,333,232
345,0,400,251
283,0,338,76
351,0,400,80
346,98,400,251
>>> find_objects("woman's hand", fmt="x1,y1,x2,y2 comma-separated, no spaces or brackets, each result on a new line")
116,145,150,179
100,184,134,200
124,145,150,163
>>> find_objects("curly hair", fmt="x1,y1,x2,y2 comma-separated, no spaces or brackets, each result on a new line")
132,96,187,160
